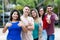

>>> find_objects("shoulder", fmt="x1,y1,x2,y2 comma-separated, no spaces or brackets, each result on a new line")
37,18,43,24
38,17,41,20
18,21,23,27
20,16,24,20
6,22,11,25
53,13,57,16
20,16,23,18
20,16,23,19
28,17,34,21
38,17,42,22
19,21,22,24
51,13,57,18
28,16,33,19
5,22,12,27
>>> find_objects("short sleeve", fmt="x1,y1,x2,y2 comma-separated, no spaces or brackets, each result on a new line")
29,17,34,26
54,14,59,20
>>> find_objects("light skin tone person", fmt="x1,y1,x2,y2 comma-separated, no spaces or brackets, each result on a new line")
39,8,51,24
47,6,59,21
31,9,43,40
21,6,34,31
3,11,27,33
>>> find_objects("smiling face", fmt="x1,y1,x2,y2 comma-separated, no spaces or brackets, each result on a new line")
39,8,44,16
10,10,20,21
31,10,37,18
12,11,18,20
23,6,30,16
47,7,53,13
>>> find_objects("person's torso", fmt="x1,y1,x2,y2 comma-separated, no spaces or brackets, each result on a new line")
46,13,56,35
33,22,39,39
21,16,33,32
21,16,33,40
7,21,22,40
43,15,48,30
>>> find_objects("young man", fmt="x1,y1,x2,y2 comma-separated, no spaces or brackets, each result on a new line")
20,6,34,40
46,5,59,40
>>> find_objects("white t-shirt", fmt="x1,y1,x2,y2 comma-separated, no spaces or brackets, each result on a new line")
47,14,51,20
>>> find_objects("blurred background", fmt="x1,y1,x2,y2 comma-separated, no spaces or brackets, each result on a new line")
0,0,60,40
0,0,60,27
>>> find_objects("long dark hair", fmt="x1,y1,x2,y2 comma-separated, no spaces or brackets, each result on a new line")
38,7,45,20
10,10,20,21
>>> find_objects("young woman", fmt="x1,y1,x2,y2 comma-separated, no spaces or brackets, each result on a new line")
31,8,43,40
38,7,48,40
3,10,27,40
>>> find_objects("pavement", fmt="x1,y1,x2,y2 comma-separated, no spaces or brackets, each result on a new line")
0,27,60,40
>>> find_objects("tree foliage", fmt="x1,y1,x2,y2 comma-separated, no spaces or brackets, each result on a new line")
16,0,35,8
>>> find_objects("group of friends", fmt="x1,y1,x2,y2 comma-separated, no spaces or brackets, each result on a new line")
3,5,59,40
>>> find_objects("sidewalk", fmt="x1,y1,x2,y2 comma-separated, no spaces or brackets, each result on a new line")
0,27,60,40
55,27,60,40
0,28,8,40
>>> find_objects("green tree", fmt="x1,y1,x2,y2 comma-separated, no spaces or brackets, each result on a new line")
9,0,16,4
16,0,35,8
54,0,60,14
54,0,60,26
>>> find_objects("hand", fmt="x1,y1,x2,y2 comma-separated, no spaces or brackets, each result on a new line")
28,22,32,26
6,23,12,27
18,22,25,27
25,22,32,28
55,14,59,20
18,21,28,32
46,17,51,24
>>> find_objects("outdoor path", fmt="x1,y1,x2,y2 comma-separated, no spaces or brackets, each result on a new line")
0,27,60,40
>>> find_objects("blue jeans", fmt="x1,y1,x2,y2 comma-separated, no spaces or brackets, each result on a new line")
42,30,47,40
47,34,55,40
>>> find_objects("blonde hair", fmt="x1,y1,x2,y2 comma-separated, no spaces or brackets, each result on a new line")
31,8,39,22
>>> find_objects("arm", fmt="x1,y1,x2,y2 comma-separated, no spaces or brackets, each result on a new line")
39,26,43,39
46,16,51,24
21,25,28,33
39,20,43,34
39,20,43,39
27,18,34,31
20,17,28,32
46,19,51,24
19,21,28,33
55,14,59,20
27,23,34,31
3,22,12,33
3,26,8,33
22,26,28,33
39,26,43,35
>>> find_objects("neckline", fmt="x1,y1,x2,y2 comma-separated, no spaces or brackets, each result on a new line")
22,15,29,18
11,21,19,23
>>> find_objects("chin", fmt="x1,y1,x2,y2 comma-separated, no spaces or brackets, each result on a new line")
34,16,36,18
14,18,18,20
25,14,28,16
